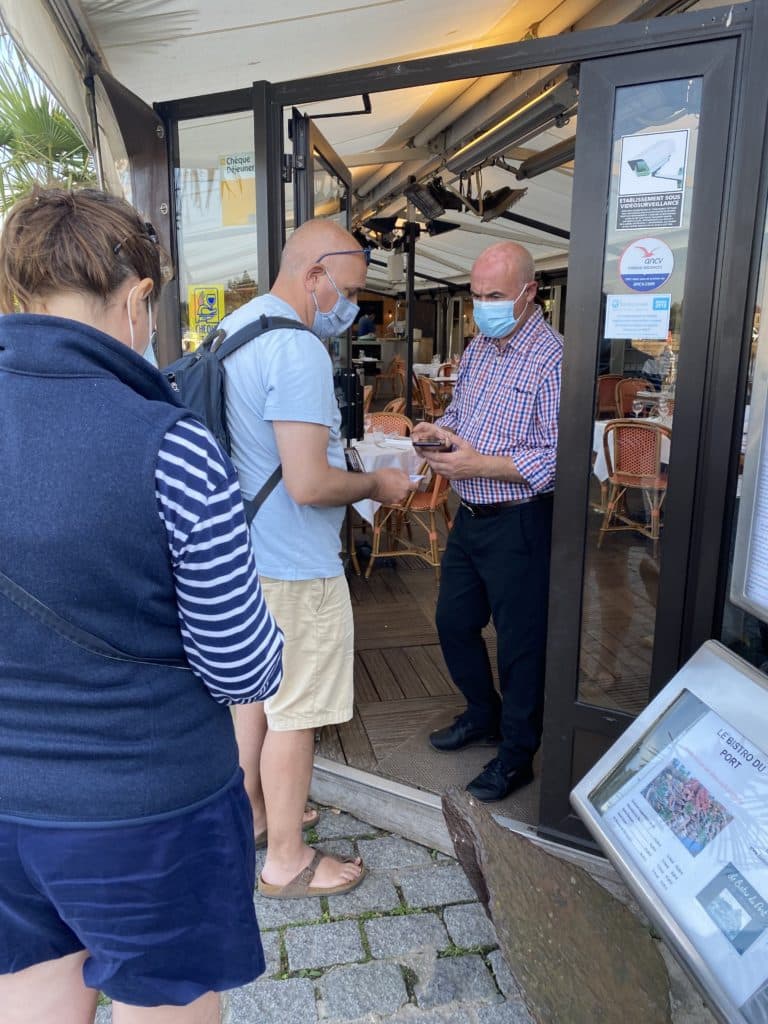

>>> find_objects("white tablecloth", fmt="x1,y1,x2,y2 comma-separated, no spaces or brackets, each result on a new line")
350,438,424,524
592,419,672,482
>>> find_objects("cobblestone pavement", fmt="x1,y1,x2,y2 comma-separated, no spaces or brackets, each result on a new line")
95,806,533,1024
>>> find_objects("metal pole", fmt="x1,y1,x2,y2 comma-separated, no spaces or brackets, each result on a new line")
404,210,416,420
83,74,105,190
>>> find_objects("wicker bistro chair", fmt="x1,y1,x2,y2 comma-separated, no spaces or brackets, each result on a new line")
365,463,453,581
367,412,413,436
595,374,623,418
363,384,374,414
615,376,653,417
434,362,455,401
416,375,445,422
409,372,424,415
372,355,405,399
598,419,672,558
383,397,406,414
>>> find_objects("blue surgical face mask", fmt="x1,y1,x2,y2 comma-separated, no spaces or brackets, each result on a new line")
472,283,530,339
312,268,359,340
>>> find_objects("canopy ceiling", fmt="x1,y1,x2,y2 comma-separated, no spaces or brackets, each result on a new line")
2,0,723,292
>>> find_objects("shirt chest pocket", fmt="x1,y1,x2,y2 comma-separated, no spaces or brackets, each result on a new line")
506,383,537,438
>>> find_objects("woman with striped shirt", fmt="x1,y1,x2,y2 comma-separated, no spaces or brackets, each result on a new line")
0,188,283,1024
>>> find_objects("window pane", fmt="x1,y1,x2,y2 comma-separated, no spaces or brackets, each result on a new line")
175,112,258,350
719,206,768,668
578,78,702,713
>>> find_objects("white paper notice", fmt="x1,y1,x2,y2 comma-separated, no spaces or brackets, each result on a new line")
604,293,671,340
601,709,768,1020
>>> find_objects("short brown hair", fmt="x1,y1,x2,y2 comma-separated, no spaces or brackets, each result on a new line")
0,186,166,313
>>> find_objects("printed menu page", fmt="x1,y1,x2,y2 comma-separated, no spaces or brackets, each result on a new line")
593,693,768,1023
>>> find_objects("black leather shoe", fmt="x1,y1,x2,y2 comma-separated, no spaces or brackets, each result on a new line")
429,714,501,752
466,758,534,801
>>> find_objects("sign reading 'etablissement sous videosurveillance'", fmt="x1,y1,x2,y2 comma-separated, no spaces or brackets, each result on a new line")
617,129,690,231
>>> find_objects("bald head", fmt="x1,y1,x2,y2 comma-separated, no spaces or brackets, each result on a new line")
473,242,535,286
272,218,369,329
280,219,363,275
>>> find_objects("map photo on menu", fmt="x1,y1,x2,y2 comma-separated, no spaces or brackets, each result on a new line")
642,758,733,856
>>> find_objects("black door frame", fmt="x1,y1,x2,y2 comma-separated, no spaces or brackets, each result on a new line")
156,5,758,293
155,1,768,846
539,36,755,848
290,110,352,229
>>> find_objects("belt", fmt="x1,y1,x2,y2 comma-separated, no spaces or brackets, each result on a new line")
459,493,553,518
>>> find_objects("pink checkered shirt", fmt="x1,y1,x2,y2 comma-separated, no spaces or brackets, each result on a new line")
437,306,562,504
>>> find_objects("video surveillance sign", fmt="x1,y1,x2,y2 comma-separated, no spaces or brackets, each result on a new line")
617,129,689,231
571,642,768,1024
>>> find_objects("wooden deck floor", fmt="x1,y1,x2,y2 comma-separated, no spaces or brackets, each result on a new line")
317,474,659,822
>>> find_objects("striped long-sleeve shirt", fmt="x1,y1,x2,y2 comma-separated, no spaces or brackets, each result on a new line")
154,417,283,704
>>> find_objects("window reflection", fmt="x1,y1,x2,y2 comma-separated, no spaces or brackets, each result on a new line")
720,208,768,669
578,78,701,713
175,112,258,350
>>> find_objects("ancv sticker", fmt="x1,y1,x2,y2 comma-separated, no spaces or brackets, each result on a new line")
619,237,674,292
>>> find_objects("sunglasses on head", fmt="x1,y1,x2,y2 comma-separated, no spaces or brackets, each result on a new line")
315,247,372,267
113,222,159,256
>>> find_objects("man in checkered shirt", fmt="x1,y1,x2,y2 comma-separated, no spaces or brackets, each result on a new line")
412,241,562,802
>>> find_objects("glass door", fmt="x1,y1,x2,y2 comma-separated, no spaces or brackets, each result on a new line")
540,39,740,846
291,110,352,231
290,109,354,371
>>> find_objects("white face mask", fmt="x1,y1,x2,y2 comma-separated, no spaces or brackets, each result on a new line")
126,285,157,365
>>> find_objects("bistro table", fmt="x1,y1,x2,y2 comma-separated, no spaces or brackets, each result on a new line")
412,362,437,377
349,436,425,525
352,356,381,378
636,388,674,414
412,362,459,381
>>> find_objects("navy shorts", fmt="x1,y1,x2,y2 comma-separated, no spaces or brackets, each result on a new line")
0,769,265,1006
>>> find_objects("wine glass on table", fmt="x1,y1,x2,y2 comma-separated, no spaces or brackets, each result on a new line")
658,397,670,420
631,398,644,419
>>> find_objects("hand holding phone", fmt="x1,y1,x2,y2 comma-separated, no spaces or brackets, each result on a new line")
413,438,452,452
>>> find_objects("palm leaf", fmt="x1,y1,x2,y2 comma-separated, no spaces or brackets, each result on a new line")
0,32,95,213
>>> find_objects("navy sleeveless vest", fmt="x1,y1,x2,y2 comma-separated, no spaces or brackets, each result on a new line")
0,314,239,822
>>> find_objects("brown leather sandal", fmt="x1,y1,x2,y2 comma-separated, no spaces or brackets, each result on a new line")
257,849,367,899
254,805,320,851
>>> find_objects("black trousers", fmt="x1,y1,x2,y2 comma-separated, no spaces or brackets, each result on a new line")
435,496,553,766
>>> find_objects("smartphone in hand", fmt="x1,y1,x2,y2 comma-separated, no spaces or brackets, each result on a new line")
413,439,452,452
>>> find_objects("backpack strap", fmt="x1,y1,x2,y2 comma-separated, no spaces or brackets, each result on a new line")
212,314,313,525
213,314,313,361
243,465,283,526
0,569,188,668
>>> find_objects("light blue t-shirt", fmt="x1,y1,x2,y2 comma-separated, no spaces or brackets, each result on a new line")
221,294,347,580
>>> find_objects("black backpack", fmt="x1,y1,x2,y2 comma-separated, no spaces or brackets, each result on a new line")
163,314,312,523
